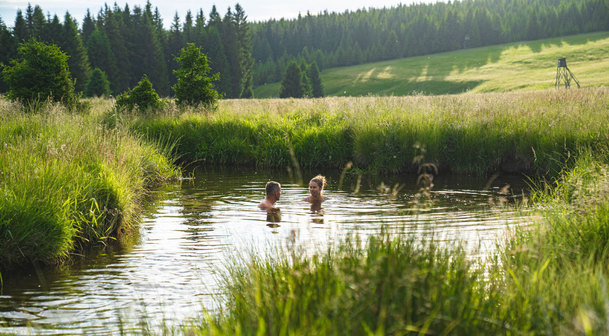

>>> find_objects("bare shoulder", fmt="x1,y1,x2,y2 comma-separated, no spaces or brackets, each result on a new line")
259,200,272,210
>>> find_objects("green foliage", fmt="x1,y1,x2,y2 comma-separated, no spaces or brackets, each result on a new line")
116,75,164,112
132,87,609,176
86,27,118,93
0,18,17,93
197,233,503,335
279,62,304,98
172,43,220,107
308,62,324,98
85,68,111,97
256,31,609,97
60,13,91,93
1,39,78,109
187,147,609,335
251,0,609,86
0,99,179,269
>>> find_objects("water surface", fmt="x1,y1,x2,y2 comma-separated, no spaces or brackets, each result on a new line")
0,169,532,334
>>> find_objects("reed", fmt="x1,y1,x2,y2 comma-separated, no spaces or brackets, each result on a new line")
0,99,179,269
495,147,609,334
132,87,609,175
191,232,508,335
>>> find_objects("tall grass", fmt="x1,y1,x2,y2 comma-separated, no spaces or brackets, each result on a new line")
0,98,179,268
132,87,609,175
178,146,609,335
493,146,609,334
193,233,508,335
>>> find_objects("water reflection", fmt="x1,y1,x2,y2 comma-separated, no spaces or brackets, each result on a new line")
0,168,532,335
266,208,282,226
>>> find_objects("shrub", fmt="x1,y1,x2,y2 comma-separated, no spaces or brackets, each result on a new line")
85,68,111,97
116,74,163,112
172,43,220,107
1,39,78,109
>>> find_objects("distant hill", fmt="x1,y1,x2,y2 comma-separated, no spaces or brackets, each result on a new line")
254,31,609,97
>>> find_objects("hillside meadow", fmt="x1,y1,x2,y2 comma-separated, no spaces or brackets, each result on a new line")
254,31,609,97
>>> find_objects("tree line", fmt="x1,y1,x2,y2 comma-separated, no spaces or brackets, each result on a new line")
1,0,608,97
251,0,609,86
0,2,252,98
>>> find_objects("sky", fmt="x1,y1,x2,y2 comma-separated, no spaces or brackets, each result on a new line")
0,0,441,27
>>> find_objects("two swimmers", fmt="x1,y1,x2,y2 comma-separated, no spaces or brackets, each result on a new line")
258,175,328,210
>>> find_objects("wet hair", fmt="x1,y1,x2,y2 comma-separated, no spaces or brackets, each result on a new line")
310,175,326,190
265,181,281,196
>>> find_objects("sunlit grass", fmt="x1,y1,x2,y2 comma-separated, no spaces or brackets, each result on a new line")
254,31,609,97
133,87,609,176
0,99,180,268
177,147,609,335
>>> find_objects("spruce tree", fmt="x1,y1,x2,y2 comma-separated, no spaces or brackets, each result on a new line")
30,5,46,41
0,18,17,92
13,10,28,42
222,8,239,98
61,13,91,93
234,4,254,98
308,62,324,98
87,27,118,93
208,5,221,27
206,26,231,97
279,62,303,98
193,9,207,46
166,13,184,90
81,10,96,44
130,6,169,96
172,43,219,106
24,4,34,38
45,15,63,45
102,8,131,93
300,61,312,97
183,10,194,43
85,68,111,97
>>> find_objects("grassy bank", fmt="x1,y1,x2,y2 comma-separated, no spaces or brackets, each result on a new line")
133,87,609,175
182,147,609,335
0,98,179,269
254,31,609,97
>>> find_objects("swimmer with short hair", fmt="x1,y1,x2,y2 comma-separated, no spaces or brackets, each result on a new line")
259,181,281,210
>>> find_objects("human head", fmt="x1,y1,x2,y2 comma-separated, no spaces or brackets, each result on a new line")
310,175,326,190
265,181,281,199
309,175,326,197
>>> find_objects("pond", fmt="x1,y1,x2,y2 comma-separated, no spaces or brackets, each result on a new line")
0,168,532,335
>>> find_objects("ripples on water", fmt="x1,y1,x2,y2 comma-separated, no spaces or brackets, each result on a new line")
0,169,532,335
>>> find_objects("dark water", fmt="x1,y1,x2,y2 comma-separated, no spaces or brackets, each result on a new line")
0,169,532,335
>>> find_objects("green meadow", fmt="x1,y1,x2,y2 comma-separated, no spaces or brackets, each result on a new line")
3,31,609,334
254,31,609,97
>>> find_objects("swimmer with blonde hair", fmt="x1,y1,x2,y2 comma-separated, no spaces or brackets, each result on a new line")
305,175,328,204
